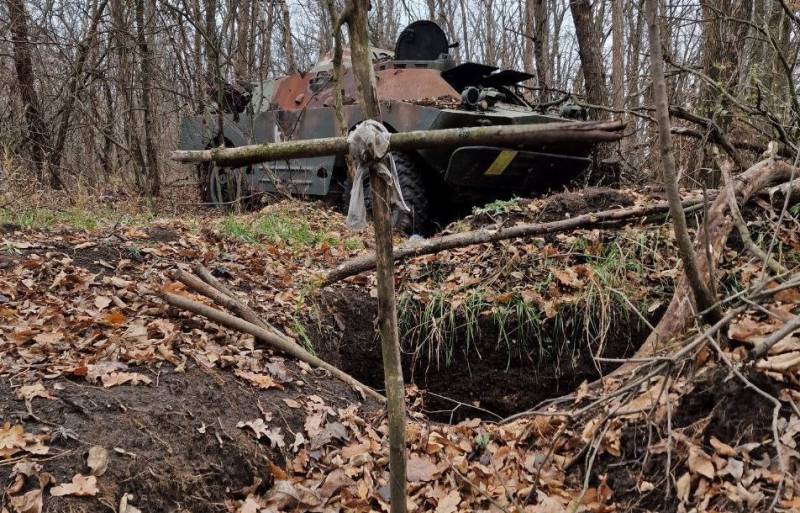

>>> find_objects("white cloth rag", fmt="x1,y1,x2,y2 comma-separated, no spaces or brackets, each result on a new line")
345,120,409,230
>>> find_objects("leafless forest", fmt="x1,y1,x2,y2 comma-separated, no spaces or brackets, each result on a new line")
2,0,797,193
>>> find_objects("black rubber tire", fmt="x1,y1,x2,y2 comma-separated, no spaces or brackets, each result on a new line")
197,138,252,209
343,152,430,234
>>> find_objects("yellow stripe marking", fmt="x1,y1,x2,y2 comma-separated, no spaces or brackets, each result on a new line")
484,150,518,176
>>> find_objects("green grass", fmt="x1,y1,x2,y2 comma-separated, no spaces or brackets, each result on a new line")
472,197,522,217
396,228,669,376
0,207,156,232
219,212,342,248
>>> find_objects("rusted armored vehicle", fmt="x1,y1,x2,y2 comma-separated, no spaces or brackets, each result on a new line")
179,20,594,233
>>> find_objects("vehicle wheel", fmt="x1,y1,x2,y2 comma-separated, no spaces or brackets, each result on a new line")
197,138,252,209
342,152,430,234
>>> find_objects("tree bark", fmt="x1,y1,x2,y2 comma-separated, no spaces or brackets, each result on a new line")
533,0,550,102
278,0,296,73
570,0,607,118
6,0,54,186
611,0,626,150
233,0,252,81
645,0,719,320
136,0,161,196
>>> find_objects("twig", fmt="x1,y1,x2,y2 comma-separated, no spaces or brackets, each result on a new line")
323,197,706,286
450,464,512,513
749,315,800,361
717,154,788,276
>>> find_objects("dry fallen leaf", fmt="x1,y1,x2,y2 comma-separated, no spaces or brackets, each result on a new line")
101,372,152,388
9,488,44,513
709,436,736,457
94,296,112,310
50,474,98,497
16,383,55,402
688,446,716,479
118,493,142,513
237,419,270,439
406,454,438,482
676,472,691,502
235,370,284,390
87,446,109,476
434,489,460,513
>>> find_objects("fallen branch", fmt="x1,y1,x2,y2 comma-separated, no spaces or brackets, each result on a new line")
716,152,788,276
160,291,385,403
190,264,286,339
633,158,798,359
171,120,624,167
174,268,288,342
749,315,800,361
322,197,705,286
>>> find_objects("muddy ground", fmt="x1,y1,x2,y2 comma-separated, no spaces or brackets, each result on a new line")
0,364,376,513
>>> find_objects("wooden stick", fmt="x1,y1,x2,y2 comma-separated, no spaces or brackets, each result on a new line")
171,120,624,167
749,315,800,361
322,198,703,286
160,291,385,403
346,2,408,511
173,268,286,340
190,264,286,338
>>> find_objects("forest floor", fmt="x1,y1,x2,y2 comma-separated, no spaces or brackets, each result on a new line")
1,184,799,513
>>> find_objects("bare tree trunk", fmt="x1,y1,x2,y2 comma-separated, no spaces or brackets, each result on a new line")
458,0,470,62
644,0,719,319
626,0,644,151
278,0,296,73
50,0,109,177
325,0,355,180
524,0,535,76
570,0,607,117
234,0,252,81
611,0,626,152
698,0,753,185
6,0,55,186
136,0,161,196
533,0,549,102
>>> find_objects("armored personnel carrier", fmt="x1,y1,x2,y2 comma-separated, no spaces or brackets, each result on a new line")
179,20,594,233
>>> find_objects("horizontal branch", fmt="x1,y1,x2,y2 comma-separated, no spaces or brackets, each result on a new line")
171,120,624,166
322,196,704,286
670,126,793,158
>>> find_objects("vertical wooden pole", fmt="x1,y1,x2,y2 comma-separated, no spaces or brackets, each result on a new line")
644,0,720,321
345,2,407,512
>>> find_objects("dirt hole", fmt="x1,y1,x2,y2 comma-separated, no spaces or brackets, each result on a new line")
312,286,658,423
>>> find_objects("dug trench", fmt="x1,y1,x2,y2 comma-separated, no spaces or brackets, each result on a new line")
308,285,662,423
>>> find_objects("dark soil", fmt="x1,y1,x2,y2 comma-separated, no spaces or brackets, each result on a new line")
537,187,635,223
310,285,654,423
466,187,636,229
57,242,132,274
0,364,373,513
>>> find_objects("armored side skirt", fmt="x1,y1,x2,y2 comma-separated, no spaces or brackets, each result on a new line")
444,146,592,193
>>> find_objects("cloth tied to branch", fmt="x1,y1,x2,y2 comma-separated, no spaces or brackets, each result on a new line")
345,120,409,230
